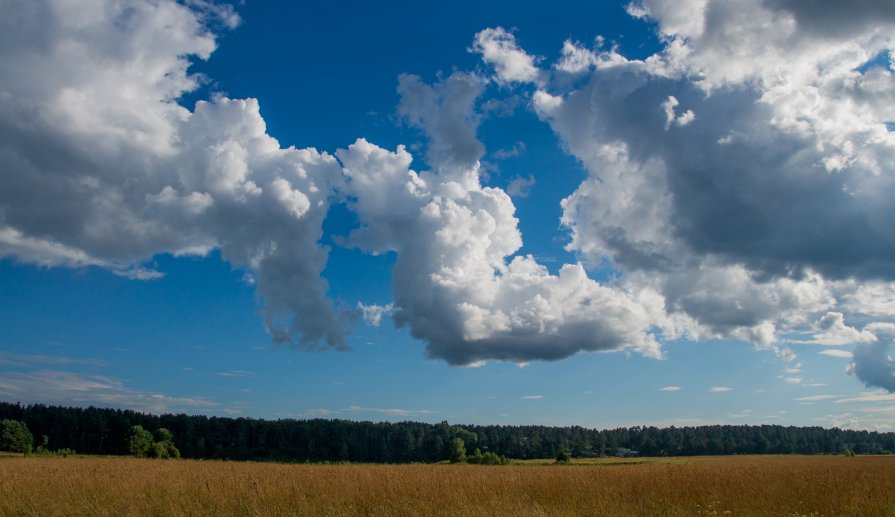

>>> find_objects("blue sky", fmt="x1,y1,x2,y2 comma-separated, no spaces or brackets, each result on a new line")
2,0,895,430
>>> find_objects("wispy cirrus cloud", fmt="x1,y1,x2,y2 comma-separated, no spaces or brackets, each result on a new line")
0,369,217,414
344,405,434,417
216,370,255,378
0,351,108,368
836,392,895,404
794,395,838,401
819,349,853,358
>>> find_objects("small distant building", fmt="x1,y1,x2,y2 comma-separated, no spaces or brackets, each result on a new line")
614,447,639,457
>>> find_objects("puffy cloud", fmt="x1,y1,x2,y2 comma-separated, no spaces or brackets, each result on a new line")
660,96,695,129
519,0,895,358
339,138,667,365
470,27,542,85
789,312,878,346
7,1,895,374
397,72,486,169
0,0,345,350
763,0,895,38
337,72,672,365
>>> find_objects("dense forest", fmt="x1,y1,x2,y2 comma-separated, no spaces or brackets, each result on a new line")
2,401,893,462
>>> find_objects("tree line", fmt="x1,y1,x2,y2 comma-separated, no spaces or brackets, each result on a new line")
2,401,893,462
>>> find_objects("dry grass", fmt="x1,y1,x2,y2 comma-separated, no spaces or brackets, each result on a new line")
1,455,894,516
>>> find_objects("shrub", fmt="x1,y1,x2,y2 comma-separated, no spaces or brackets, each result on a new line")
556,449,572,464
467,448,509,465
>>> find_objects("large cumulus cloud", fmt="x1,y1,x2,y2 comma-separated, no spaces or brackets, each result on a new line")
1,0,670,365
517,0,895,382
5,0,895,379
0,0,345,349
338,73,671,365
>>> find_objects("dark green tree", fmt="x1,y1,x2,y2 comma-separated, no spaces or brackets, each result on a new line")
0,420,33,454
556,448,572,464
154,427,174,444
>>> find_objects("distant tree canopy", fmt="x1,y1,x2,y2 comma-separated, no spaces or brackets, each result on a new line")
2,401,894,463
0,419,33,454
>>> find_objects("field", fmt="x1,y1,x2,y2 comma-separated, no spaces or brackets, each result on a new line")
2,455,894,516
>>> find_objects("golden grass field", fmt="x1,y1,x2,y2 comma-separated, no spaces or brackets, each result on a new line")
1,455,894,516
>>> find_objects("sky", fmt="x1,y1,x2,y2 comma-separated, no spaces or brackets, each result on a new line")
1,0,895,430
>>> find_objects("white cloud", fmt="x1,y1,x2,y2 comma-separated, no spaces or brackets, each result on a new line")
470,27,541,85
337,73,670,366
215,370,255,377
5,0,895,378
0,352,108,368
836,391,895,404
819,349,853,358
709,387,732,392
397,72,485,169
357,303,394,327
491,141,526,160
659,386,681,392
0,369,217,413
0,0,346,351
505,175,536,198
112,267,166,281
521,395,544,400
788,312,878,346
519,0,895,382
794,395,838,401
345,405,433,417
660,96,695,129
783,363,803,374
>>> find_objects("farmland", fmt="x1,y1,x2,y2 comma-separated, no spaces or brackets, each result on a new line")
2,455,894,515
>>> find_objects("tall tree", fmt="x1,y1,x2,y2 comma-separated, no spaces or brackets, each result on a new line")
0,420,33,454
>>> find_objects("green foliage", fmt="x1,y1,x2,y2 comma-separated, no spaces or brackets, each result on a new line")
148,441,167,458
147,441,181,459
5,401,895,463
34,447,76,457
450,437,466,463
844,448,856,457
556,449,572,464
129,425,179,459
37,434,49,452
126,425,154,457
0,419,33,454
466,448,509,465
154,427,174,444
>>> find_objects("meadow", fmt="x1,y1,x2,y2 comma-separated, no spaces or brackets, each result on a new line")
1,455,894,516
